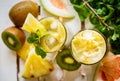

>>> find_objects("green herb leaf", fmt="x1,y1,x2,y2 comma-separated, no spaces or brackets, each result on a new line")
35,45,46,58
70,0,83,5
27,32,39,44
36,29,49,39
36,29,42,38
72,3,90,21
111,32,119,41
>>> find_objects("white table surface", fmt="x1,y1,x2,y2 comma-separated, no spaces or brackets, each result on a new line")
0,0,96,81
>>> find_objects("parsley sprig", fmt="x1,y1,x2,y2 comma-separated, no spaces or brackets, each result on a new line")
27,29,48,58
70,0,120,54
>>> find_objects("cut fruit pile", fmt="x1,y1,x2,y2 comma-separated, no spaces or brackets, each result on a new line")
2,0,112,80
71,30,107,64
17,13,67,78
22,13,66,52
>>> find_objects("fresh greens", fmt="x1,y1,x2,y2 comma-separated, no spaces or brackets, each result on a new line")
27,32,39,44
27,29,47,58
71,0,120,54
70,0,90,21
35,44,46,58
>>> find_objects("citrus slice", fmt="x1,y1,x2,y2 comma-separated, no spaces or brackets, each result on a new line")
40,0,74,18
39,17,67,52
71,30,107,64
22,53,54,79
22,13,47,35
17,43,35,61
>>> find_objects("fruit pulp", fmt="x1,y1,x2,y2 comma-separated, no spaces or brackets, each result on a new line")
71,30,106,64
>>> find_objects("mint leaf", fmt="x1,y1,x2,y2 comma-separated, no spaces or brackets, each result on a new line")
73,4,90,21
35,45,46,58
36,29,42,38
111,32,119,41
36,29,49,39
27,32,39,44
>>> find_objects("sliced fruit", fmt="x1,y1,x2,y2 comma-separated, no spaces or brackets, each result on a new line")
40,0,74,18
1,26,26,51
17,43,35,61
71,30,107,64
39,17,67,52
22,13,47,35
22,53,54,78
96,53,120,81
56,49,81,71
9,0,39,27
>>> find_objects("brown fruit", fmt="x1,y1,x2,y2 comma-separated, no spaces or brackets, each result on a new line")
9,0,40,27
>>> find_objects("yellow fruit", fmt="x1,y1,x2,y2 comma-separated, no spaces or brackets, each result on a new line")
22,53,54,78
17,43,35,61
39,17,67,52
22,13,47,35
71,30,106,64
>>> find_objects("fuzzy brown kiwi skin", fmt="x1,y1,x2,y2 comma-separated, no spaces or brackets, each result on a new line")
2,26,26,51
9,0,40,27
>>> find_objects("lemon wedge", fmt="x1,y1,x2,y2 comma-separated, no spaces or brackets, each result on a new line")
22,13,47,35
17,43,35,61
22,53,54,78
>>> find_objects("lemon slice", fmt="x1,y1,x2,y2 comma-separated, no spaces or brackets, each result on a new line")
71,30,106,64
17,43,35,61
22,53,54,78
39,17,67,52
22,13,47,35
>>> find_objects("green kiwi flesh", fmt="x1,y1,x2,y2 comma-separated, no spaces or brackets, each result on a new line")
1,27,26,51
2,32,21,51
56,49,81,71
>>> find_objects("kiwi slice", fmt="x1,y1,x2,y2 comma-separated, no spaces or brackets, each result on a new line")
1,27,26,51
56,49,81,71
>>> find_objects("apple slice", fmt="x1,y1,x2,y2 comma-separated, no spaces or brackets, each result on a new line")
40,0,74,18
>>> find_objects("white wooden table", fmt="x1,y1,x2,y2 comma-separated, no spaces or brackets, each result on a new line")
0,0,96,81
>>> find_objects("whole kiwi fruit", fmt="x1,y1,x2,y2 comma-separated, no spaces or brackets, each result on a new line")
9,0,40,27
